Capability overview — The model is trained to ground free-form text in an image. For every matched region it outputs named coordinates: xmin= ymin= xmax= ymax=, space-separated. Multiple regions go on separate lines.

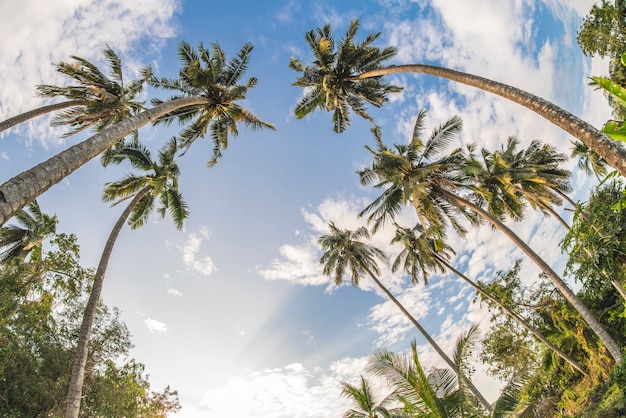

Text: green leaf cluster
xmin=0 ymin=234 xmax=180 ymax=417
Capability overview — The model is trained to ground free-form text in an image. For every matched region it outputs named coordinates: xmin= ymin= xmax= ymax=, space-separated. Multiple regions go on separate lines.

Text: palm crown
xmin=0 ymin=200 xmax=57 ymax=263
xmin=318 ymin=221 xmax=386 ymax=287
xmin=36 ymin=46 xmax=151 ymax=137
xmin=358 ymin=110 xmax=477 ymax=237
xmin=289 ymin=19 xmax=402 ymax=133
xmin=462 ymin=137 xmax=572 ymax=223
xmin=150 ymin=41 xmax=275 ymax=166
xmin=391 ymin=222 xmax=454 ymax=286
xmin=102 ymin=137 xmax=189 ymax=230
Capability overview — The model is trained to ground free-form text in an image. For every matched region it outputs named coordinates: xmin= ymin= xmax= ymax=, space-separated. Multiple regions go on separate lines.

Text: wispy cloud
xmin=200 ymin=359 xmax=372 ymax=417
xmin=145 ymin=318 xmax=168 ymax=335
xmin=0 ymin=0 xmax=179 ymax=146
xmin=182 ymin=230 xmax=217 ymax=276
xmin=167 ymin=287 xmax=184 ymax=297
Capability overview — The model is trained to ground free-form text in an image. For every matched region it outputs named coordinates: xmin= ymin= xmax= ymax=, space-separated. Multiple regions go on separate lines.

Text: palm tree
xmin=369 ymin=327 xmax=526 ymax=417
xmin=341 ymin=375 xmax=399 ymax=418
xmin=0 ymin=46 xmax=151 ymax=136
xmin=318 ymin=221 xmax=492 ymax=413
xmin=290 ymin=19 xmax=626 ymax=177
xmin=358 ymin=112 xmax=623 ymax=363
xmin=463 ymin=138 xmax=572 ymax=230
xmin=64 ymin=137 xmax=189 ymax=418
xmin=391 ymin=222 xmax=586 ymax=375
xmin=150 ymin=41 xmax=276 ymax=167
xmin=289 ymin=21 xmax=401 ymax=133
xmin=571 ymin=141 xmax=609 ymax=181
xmin=0 ymin=200 xmax=57 ymax=263
xmin=0 ymin=41 xmax=274 ymax=226
xmin=358 ymin=114 xmax=477 ymax=237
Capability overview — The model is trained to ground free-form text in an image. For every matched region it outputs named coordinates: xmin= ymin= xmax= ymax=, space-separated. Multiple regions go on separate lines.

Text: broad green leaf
xmin=592 ymin=76 xmax=626 ymax=109
xmin=602 ymin=120 xmax=626 ymax=142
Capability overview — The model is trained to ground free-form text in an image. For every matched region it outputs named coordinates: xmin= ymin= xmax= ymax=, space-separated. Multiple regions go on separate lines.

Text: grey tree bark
xmin=0 ymin=96 xmax=211 ymax=226
xmin=64 ymin=188 xmax=149 ymax=418
xmin=355 ymin=65 xmax=626 ymax=177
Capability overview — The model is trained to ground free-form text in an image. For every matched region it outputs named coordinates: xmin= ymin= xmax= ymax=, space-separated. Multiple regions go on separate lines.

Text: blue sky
xmin=0 ymin=0 xmax=613 ymax=416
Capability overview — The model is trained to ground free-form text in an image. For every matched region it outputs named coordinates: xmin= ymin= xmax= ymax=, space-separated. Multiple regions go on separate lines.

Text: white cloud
xmin=199 ymin=358 xmax=379 ymax=418
xmin=167 ymin=287 xmax=184 ymax=297
xmin=0 ymin=0 xmax=179 ymax=146
xmin=367 ymin=284 xmax=435 ymax=347
xmin=145 ymin=318 xmax=168 ymax=335
xmin=302 ymin=329 xmax=317 ymax=347
xmin=182 ymin=232 xmax=217 ymax=276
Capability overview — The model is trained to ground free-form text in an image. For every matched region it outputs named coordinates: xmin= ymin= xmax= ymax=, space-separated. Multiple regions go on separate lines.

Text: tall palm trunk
xmin=0 ymin=96 xmax=212 ymax=226
xmin=354 ymin=65 xmax=626 ymax=177
xmin=434 ymin=254 xmax=586 ymax=375
xmin=0 ymin=100 xmax=84 ymax=134
xmin=361 ymin=265 xmax=493 ymax=414
xmin=438 ymin=188 xmax=623 ymax=364
xmin=65 ymin=188 xmax=149 ymax=418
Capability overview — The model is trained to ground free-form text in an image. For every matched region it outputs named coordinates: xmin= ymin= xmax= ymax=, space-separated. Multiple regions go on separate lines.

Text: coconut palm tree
xmin=341 ymin=375 xmax=400 ymax=418
xmin=0 ymin=200 xmax=57 ymax=263
xmin=318 ymin=221 xmax=492 ymax=413
xmin=391 ymin=222 xmax=586 ymax=375
xmin=571 ymin=141 xmax=609 ymax=181
xmin=369 ymin=327 xmax=526 ymax=417
xmin=0 ymin=41 xmax=274 ymax=226
xmin=463 ymin=138 xmax=572 ymax=230
xmin=358 ymin=114 xmax=478 ymax=237
xmin=290 ymin=19 xmax=626 ymax=177
xmin=288 ymin=20 xmax=401 ymax=133
xmin=358 ymin=112 xmax=623 ymax=363
xmin=0 ymin=46 xmax=151 ymax=136
xmin=64 ymin=137 xmax=189 ymax=418
xmin=149 ymin=41 xmax=276 ymax=166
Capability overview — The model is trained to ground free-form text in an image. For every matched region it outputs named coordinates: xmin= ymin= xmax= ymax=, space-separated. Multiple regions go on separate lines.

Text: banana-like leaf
xmin=602 ymin=120 xmax=626 ymax=142
xmin=592 ymin=76 xmax=626 ymax=109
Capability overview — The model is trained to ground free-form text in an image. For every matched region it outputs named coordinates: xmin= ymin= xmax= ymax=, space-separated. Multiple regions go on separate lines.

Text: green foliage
xmin=289 ymin=19 xmax=402 ymax=133
xmin=0 ymin=200 xmax=57 ymax=263
xmin=562 ymin=180 xmax=626 ymax=301
xmin=0 ymin=233 xmax=180 ymax=417
xmin=149 ymin=41 xmax=275 ymax=166
xmin=36 ymin=46 xmax=152 ymax=137
xmin=577 ymin=0 xmax=626 ymax=58
xmin=365 ymin=329 xmax=524 ymax=417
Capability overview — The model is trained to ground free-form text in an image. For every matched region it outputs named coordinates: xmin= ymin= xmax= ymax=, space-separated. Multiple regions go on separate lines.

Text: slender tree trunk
xmin=64 ymin=189 xmax=149 ymax=418
xmin=362 ymin=266 xmax=493 ymax=414
xmin=436 ymin=255 xmax=586 ymax=375
xmin=0 ymin=96 xmax=211 ymax=226
xmin=354 ymin=65 xmax=626 ymax=177
xmin=0 ymin=100 xmax=84 ymax=134
xmin=552 ymin=188 xmax=577 ymax=210
xmin=539 ymin=202 xmax=570 ymax=230
xmin=439 ymin=188 xmax=623 ymax=364
xmin=612 ymin=280 xmax=626 ymax=301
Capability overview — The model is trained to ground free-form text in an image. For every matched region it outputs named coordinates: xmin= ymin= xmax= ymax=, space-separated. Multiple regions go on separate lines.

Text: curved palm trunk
xmin=65 ymin=188 xmax=149 ymax=418
xmin=435 ymin=255 xmax=586 ymax=375
xmin=552 ymin=189 xmax=577 ymax=209
xmin=0 ymin=96 xmax=211 ymax=226
xmin=355 ymin=65 xmax=626 ymax=177
xmin=537 ymin=201 xmax=570 ymax=230
xmin=362 ymin=265 xmax=493 ymax=414
xmin=439 ymin=188 xmax=623 ymax=364
xmin=0 ymin=100 xmax=84 ymax=134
